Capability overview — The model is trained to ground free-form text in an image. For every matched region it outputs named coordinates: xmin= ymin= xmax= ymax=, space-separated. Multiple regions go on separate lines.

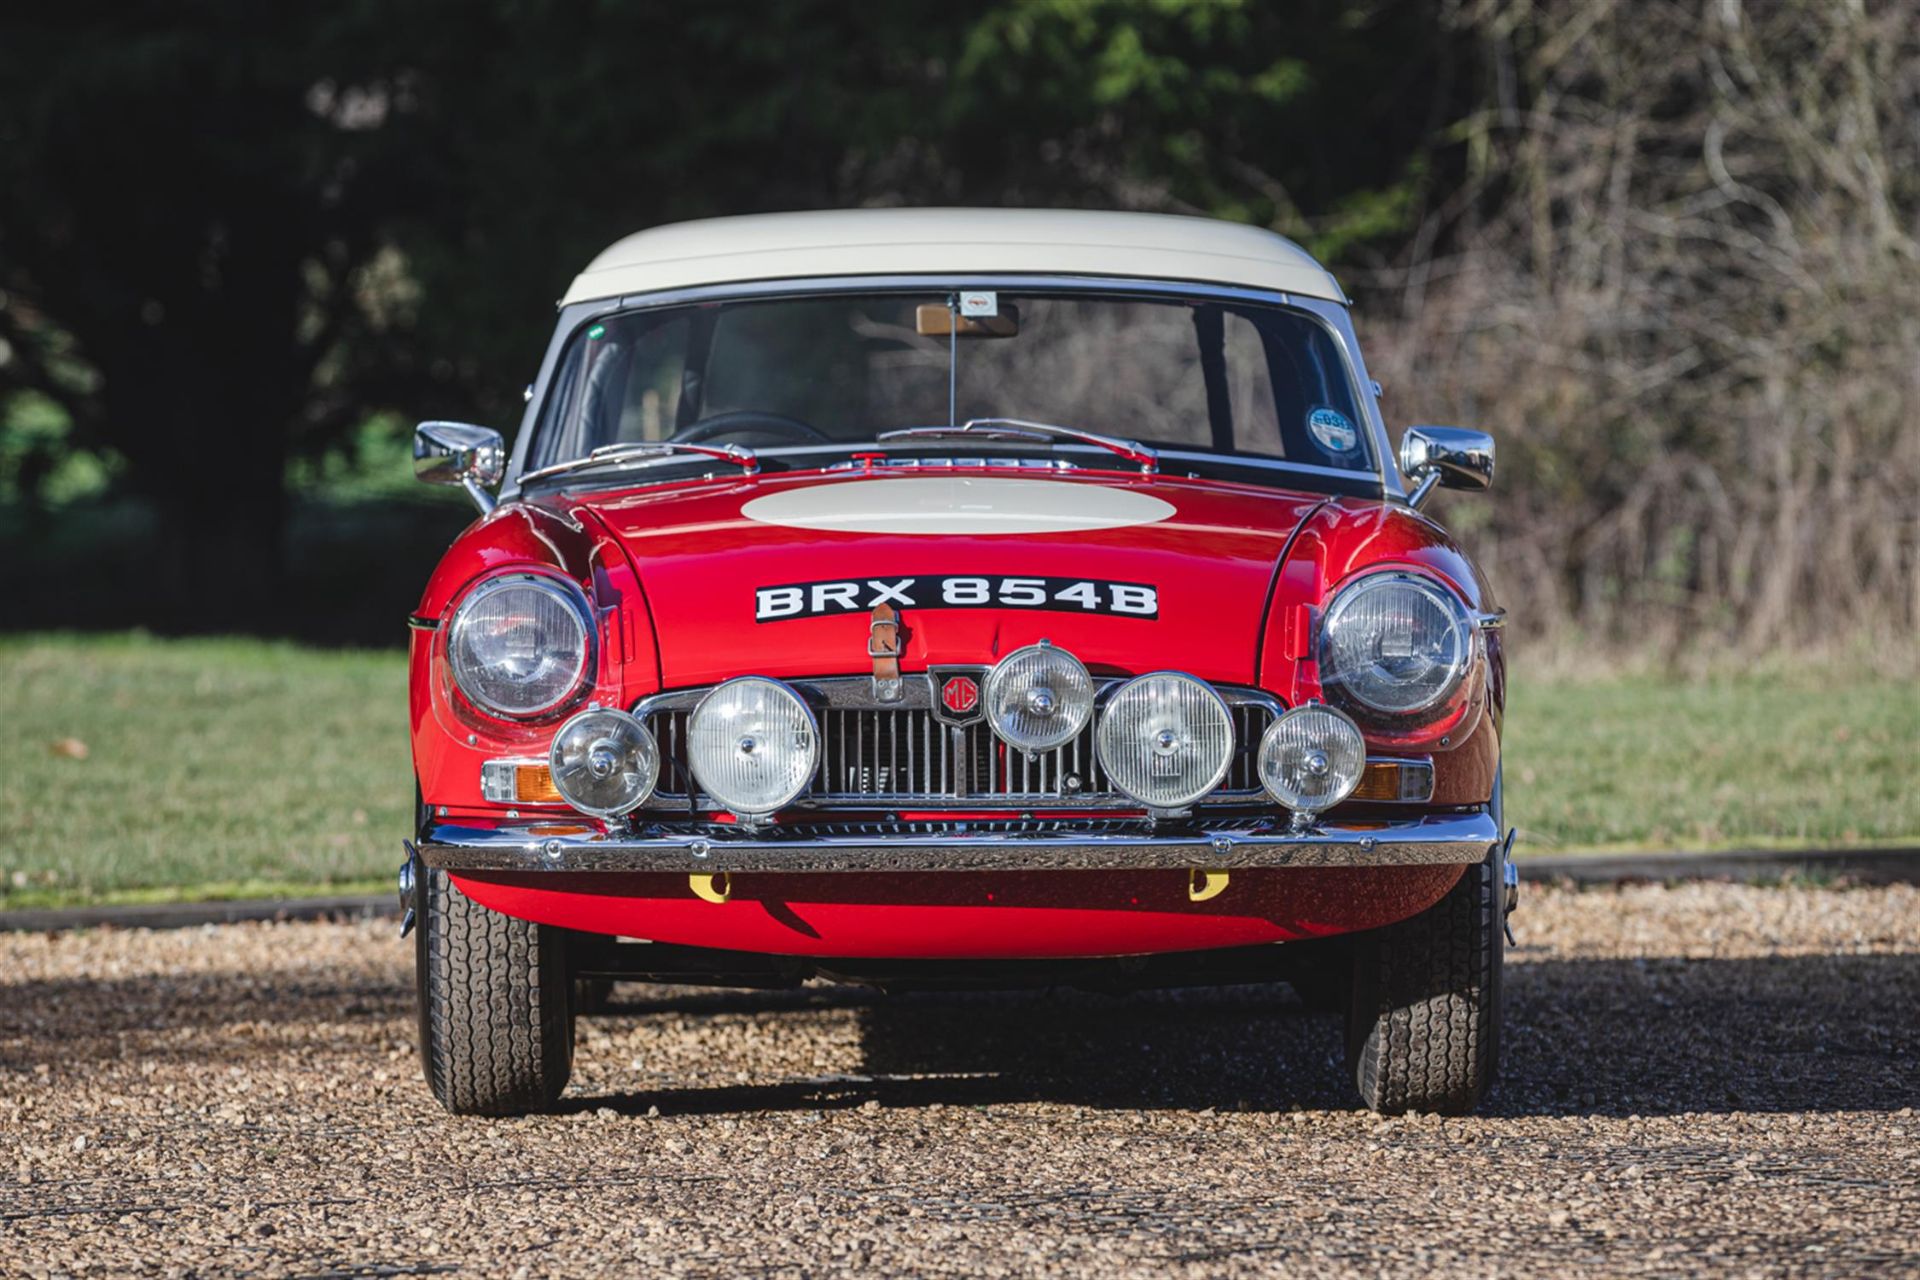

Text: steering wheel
xmin=671 ymin=410 xmax=829 ymax=445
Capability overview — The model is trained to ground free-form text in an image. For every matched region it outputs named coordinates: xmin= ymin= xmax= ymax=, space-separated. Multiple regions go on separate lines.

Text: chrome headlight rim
xmin=1256 ymin=703 xmax=1367 ymax=814
xmin=686 ymin=676 xmax=820 ymax=818
xmin=547 ymin=706 xmax=660 ymax=818
xmin=1317 ymin=570 xmax=1475 ymax=720
xmin=982 ymin=641 xmax=1096 ymax=753
xmin=446 ymin=571 xmax=596 ymax=720
xmin=1094 ymin=670 xmax=1237 ymax=811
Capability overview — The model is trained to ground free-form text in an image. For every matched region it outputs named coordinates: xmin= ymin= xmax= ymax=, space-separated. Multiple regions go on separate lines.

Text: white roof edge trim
xmin=559 ymin=209 xmax=1345 ymax=306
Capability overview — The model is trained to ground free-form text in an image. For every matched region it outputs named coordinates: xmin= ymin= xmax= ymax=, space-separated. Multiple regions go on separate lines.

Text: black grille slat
xmin=644 ymin=693 xmax=1272 ymax=807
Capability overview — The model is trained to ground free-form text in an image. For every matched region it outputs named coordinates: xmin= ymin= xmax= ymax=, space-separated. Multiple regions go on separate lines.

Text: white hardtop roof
xmin=561 ymin=208 xmax=1344 ymax=306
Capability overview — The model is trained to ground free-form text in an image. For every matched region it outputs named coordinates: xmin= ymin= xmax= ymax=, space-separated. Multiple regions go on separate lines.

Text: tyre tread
xmin=418 ymin=868 xmax=572 ymax=1115
xmin=1349 ymin=854 xmax=1501 ymax=1115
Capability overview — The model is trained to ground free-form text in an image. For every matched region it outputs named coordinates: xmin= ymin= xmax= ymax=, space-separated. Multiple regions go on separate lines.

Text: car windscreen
xmin=528 ymin=291 xmax=1374 ymax=473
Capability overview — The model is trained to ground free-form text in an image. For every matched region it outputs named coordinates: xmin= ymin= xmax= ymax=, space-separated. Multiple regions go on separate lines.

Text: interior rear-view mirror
xmin=915 ymin=303 xmax=1020 ymax=338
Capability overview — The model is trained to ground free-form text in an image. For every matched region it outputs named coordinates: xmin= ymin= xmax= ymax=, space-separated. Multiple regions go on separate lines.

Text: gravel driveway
xmin=2 ymin=882 xmax=1916 ymax=1277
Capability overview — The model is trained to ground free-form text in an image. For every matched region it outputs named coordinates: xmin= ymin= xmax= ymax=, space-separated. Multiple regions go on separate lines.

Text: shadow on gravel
xmin=0 ymin=973 xmax=407 ymax=1071
xmin=1494 ymin=952 xmax=1918 ymax=1118
xmin=4 ymin=948 xmax=1912 ymax=1119
xmin=571 ymin=950 xmax=1920 ymax=1119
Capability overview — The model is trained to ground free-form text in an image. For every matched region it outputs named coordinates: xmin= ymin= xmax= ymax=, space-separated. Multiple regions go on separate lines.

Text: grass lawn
xmin=2 ymin=634 xmax=407 ymax=908
xmin=2 ymin=633 xmax=1915 ymax=907
xmin=1503 ymin=668 xmax=1917 ymax=854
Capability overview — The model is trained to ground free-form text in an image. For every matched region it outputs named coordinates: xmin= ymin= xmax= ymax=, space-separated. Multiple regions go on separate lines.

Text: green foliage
xmin=0 ymin=391 xmax=114 ymax=505
xmin=283 ymin=413 xmax=453 ymax=504
xmin=27 ymin=1 xmax=1911 ymax=655
xmin=0 ymin=0 xmax=1454 ymax=515
xmin=1304 ymin=161 xmax=1427 ymax=265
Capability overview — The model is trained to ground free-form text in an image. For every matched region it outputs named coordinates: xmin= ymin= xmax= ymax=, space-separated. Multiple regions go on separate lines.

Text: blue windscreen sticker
xmin=1307 ymin=407 xmax=1358 ymax=453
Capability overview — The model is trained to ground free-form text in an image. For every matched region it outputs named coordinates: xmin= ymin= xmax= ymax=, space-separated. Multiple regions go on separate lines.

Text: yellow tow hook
xmin=690 ymin=872 xmax=733 ymax=904
xmin=1187 ymin=868 xmax=1230 ymax=903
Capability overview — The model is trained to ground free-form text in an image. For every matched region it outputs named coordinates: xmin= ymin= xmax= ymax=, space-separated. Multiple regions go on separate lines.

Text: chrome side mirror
xmin=1399 ymin=425 xmax=1494 ymax=509
xmin=415 ymin=422 xmax=505 ymax=514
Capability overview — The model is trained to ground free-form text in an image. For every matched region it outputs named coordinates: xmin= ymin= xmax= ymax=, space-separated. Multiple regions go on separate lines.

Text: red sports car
xmin=402 ymin=209 xmax=1513 ymax=1116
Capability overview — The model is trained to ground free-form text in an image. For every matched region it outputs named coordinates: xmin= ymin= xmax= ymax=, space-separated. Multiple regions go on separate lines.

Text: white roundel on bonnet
xmin=741 ymin=477 xmax=1176 ymax=535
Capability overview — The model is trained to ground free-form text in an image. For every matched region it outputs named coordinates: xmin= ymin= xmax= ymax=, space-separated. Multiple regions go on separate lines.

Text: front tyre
xmin=1345 ymin=849 xmax=1503 ymax=1115
xmin=416 ymin=867 xmax=574 ymax=1115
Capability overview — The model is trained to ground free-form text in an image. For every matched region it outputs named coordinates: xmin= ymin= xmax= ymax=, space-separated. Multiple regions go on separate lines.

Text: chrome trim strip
xmin=824 ymin=455 xmax=1078 ymax=473
xmin=419 ymin=811 xmax=1499 ymax=874
xmin=501 ymin=273 xmax=1394 ymax=501
xmin=880 ymin=419 xmax=1159 ymax=474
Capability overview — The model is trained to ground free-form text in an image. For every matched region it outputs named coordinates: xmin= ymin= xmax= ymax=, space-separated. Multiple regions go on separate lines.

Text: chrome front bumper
xmin=418 ymin=812 xmax=1500 ymax=875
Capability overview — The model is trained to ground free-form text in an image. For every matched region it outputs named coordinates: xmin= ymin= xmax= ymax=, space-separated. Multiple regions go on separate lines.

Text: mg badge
xmin=943 ymin=675 xmax=980 ymax=715
xmin=931 ymin=671 xmax=985 ymax=724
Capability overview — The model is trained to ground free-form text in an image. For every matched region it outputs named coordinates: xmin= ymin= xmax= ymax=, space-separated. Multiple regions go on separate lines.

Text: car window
xmin=611 ymin=315 xmax=687 ymax=442
xmin=531 ymin=291 xmax=1371 ymax=470
xmin=1224 ymin=311 xmax=1282 ymax=449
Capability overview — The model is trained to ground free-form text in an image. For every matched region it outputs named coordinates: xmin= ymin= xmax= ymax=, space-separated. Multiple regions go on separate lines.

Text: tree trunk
xmin=151 ymin=457 xmax=291 ymax=631
xmin=97 ymin=229 xmax=306 ymax=632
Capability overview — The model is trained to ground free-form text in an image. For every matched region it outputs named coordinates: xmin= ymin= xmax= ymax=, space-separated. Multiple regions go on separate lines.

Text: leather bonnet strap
xmin=869 ymin=602 xmax=904 ymax=702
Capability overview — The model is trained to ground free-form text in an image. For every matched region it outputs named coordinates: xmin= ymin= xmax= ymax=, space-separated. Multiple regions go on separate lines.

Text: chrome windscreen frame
xmin=499 ymin=273 xmax=1404 ymax=504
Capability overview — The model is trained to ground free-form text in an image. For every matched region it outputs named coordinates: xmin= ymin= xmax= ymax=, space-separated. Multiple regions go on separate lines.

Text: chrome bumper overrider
xmin=418 ymin=812 xmax=1500 ymax=875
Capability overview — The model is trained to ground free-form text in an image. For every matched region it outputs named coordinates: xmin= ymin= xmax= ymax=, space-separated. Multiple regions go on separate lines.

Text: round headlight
xmin=983 ymin=642 xmax=1095 ymax=752
xmin=1258 ymin=705 xmax=1365 ymax=814
xmin=1318 ymin=573 xmax=1472 ymax=717
xmin=548 ymin=708 xmax=660 ymax=817
xmin=447 ymin=575 xmax=592 ymax=718
xmin=1095 ymin=673 xmax=1235 ymax=810
xmin=687 ymin=677 xmax=818 ymax=817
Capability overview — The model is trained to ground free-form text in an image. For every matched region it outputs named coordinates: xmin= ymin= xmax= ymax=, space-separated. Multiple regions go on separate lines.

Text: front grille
xmin=641 ymin=679 xmax=1275 ymax=809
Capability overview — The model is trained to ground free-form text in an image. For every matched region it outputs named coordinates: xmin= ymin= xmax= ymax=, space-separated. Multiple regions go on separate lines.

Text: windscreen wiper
xmin=877 ymin=418 xmax=1158 ymax=474
xmin=519 ymin=440 xmax=760 ymax=485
